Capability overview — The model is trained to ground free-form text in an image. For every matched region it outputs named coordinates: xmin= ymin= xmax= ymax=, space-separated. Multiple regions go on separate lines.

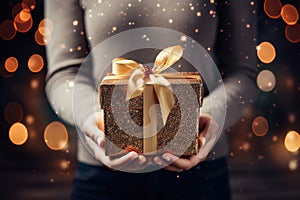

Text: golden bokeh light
xmin=0 ymin=20 xmax=17 ymax=40
xmin=30 ymin=79 xmax=39 ymax=89
xmin=289 ymin=160 xmax=298 ymax=171
xmin=285 ymin=24 xmax=300 ymax=43
xmin=9 ymin=122 xmax=28 ymax=145
xmin=38 ymin=26 xmax=52 ymax=36
xmin=25 ymin=115 xmax=34 ymax=125
xmin=263 ymin=0 xmax=282 ymax=19
xmin=14 ymin=12 xmax=33 ymax=33
xmin=257 ymin=70 xmax=276 ymax=92
xmin=28 ymin=54 xmax=44 ymax=73
xmin=281 ymin=4 xmax=299 ymax=25
xmin=19 ymin=9 xmax=31 ymax=22
xmin=38 ymin=18 xmax=54 ymax=33
xmin=256 ymin=41 xmax=276 ymax=64
xmin=251 ymin=116 xmax=269 ymax=137
xmin=4 ymin=102 xmax=23 ymax=124
xmin=35 ymin=30 xmax=51 ymax=46
xmin=22 ymin=0 xmax=36 ymax=10
xmin=284 ymin=130 xmax=300 ymax=152
xmin=44 ymin=121 xmax=68 ymax=150
xmin=4 ymin=57 xmax=18 ymax=73
xmin=59 ymin=160 xmax=70 ymax=170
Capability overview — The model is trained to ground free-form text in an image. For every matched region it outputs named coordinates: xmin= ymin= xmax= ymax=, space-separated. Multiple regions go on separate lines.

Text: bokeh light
xmin=28 ymin=54 xmax=44 ymax=73
xmin=19 ymin=9 xmax=31 ymax=22
xmin=35 ymin=30 xmax=51 ymax=46
xmin=59 ymin=160 xmax=70 ymax=170
xmin=4 ymin=57 xmax=18 ymax=73
xmin=14 ymin=12 xmax=33 ymax=33
xmin=257 ymin=70 xmax=276 ymax=92
xmin=0 ymin=20 xmax=17 ymax=40
xmin=44 ymin=121 xmax=68 ymax=150
xmin=256 ymin=41 xmax=276 ymax=64
xmin=38 ymin=18 xmax=54 ymax=34
xmin=251 ymin=116 xmax=269 ymax=137
xmin=9 ymin=122 xmax=28 ymax=145
xmin=285 ymin=24 xmax=300 ymax=43
xmin=30 ymin=79 xmax=39 ymax=89
xmin=289 ymin=160 xmax=298 ymax=171
xmin=263 ymin=0 xmax=282 ymax=19
xmin=25 ymin=115 xmax=34 ymax=125
xmin=284 ymin=131 xmax=300 ymax=152
xmin=281 ymin=4 xmax=299 ymax=25
xmin=4 ymin=102 xmax=23 ymax=124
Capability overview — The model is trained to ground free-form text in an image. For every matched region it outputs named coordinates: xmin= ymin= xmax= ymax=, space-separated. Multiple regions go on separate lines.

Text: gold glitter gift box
xmin=99 ymin=46 xmax=203 ymax=156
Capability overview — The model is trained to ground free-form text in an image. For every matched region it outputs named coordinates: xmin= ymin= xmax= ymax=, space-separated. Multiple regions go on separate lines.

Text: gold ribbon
xmin=111 ymin=45 xmax=183 ymax=125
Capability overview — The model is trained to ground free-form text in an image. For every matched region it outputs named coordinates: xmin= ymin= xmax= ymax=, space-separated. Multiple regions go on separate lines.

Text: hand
xmin=82 ymin=111 xmax=149 ymax=172
xmin=154 ymin=113 xmax=219 ymax=172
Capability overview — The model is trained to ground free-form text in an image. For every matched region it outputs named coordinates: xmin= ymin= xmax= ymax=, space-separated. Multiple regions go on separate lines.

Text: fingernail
xmin=156 ymin=160 xmax=162 ymax=165
xmin=200 ymin=136 xmax=206 ymax=146
xmin=139 ymin=155 xmax=146 ymax=163
xmin=96 ymin=136 xmax=102 ymax=146
xmin=163 ymin=156 xmax=171 ymax=162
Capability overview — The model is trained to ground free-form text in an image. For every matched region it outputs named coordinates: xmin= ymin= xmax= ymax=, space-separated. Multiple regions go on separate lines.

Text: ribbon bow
xmin=112 ymin=45 xmax=183 ymax=124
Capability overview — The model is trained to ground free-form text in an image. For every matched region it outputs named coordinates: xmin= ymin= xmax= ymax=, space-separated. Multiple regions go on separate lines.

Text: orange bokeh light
xmin=28 ymin=54 xmax=44 ymax=73
xmin=4 ymin=57 xmax=18 ymax=73
xmin=14 ymin=13 xmax=33 ymax=33
xmin=9 ymin=122 xmax=28 ymax=145
xmin=256 ymin=41 xmax=276 ymax=64
xmin=284 ymin=131 xmax=300 ymax=152
xmin=44 ymin=121 xmax=68 ymax=151
xmin=19 ymin=9 xmax=31 ymax=22
xmin=35 ymin=30 xmax=51 ymax=46
xmin=285 ymin=24 xmax=300 ymax=43
xmin=39 ymin=18 xmax=54 ymax=33
xmin=30 ymin=79 xmax=39 ymax=89
xmin=0 ymin=20 xmax=17 ymax=40
xmin=264 ymin=0 xmax=282 ymax=19
xmin=281 ymin=4 xmax=299 ymax=25
xmin=4 ymin=102 xmax=23 ymax=124
xmin=252 ymin=116 xmax=269 ymax=137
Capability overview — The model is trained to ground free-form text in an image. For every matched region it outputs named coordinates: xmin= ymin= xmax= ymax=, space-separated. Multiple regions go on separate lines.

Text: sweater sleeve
xmin=202 ymin=0 xmax=259 ymax=131
xmin=44 ymin=0 xmax=96 ymax=127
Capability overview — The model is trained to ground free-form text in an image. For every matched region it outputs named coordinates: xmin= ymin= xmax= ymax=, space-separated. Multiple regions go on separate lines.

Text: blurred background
xmin=0 ymin=0 xmax=299 ymax=199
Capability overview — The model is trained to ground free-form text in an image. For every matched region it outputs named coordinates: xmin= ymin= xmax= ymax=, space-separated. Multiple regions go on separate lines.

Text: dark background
xmin=0 ymin=0 xmax=299 ymax=199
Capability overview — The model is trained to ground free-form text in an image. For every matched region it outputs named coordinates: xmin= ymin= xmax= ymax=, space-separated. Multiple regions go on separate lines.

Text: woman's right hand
xmin=82 ymin=111 xmax=149 ymax=172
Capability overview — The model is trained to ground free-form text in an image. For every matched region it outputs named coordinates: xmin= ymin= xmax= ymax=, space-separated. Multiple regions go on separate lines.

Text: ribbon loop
xmin=112 ymin=45 xmax=183 ymax=125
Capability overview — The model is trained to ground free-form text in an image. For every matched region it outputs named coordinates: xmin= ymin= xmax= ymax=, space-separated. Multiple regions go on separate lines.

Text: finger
xmin=162 ymin=153 xmax=199 ymax=170
xmin=84 ymin=121 xmax=105 ymax=143
xmin=136 ymin=155 xmax=147 ymax=165
xmin=154 ymin=156 xmax=168 ymax=166
xmin=119 ymin=155 xmax=148 ymax=172
xmin=108 ymin=151 xmax=139 ymax=168
xmin=163 ymin=165 xmax=183 ymax=172
xmin=198 ymin=136 xmax=206 ymax=147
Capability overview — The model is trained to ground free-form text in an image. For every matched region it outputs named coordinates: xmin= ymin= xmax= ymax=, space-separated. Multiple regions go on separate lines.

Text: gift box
xmin=99 ymin=46 xmax=203 ymax=156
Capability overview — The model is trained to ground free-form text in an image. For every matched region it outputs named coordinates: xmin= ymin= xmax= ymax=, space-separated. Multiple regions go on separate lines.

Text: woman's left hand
xmin=154 ymin=113 xmax=219 ymax=172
